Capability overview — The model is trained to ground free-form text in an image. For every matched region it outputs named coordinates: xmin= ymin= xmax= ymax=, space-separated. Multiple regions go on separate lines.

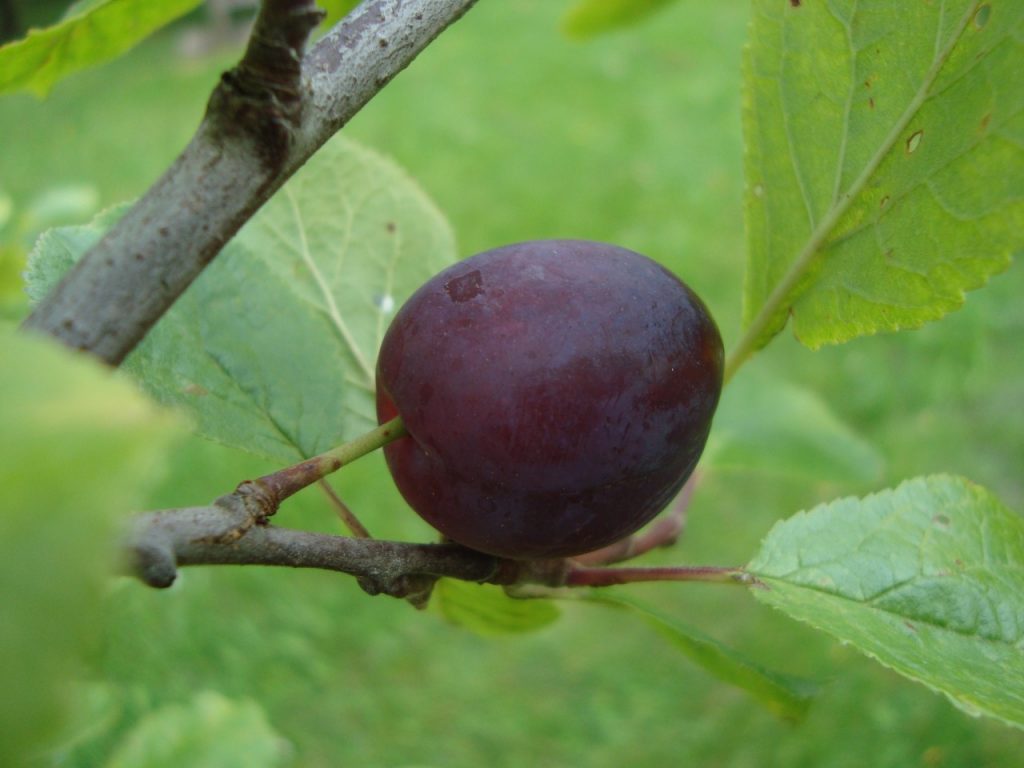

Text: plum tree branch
xmin=125 ymin=493 xmax=571 ymax=604
xmin=21 ymin=0 xmax=479 ymax=365
xmin=127 ymin=500 xmax=503 ymax=599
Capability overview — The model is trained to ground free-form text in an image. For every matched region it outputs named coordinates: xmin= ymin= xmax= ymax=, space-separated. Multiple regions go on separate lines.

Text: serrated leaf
xmin=583 ymin=593 xmax=817 ymax=721
xmin=104 ymin=691 xmax=290 ymax=768
xmin=0 ymin=0 xmax=203 ymax=98
xmin=741 ymin=1 xmax=1022 ymax=352
xmin=561 ymin=0 xmax=678 ymax=39
xmin=26 ymin=137 xmax=456 ymax=462
xmin=433 ymin=579 xmax=561 ymax=636
xmin=748 ymin=475 xmax=1024 ymax=729
xmin=0 ymin=325 xmax=184 ymax=767
xmin=704 ymin=369 xmax=883 ymax=484
xmin=24 ymin=204 xmax=127 ymax=305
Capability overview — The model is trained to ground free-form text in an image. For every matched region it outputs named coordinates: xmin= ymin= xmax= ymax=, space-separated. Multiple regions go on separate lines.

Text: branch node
xmin=358 ymin=573 xmax=437 ymax=606
xmin=207 ymin=0 xmax=326 ymax=167
xmin=206 ymin=484 xmax=277 ymax=543
xmin=126 ymin=535 xmax=178 ymax=588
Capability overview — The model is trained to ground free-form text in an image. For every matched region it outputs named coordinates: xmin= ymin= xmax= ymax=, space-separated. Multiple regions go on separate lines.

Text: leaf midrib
xmin=725 ymin=0 xmax=982 ymax=383
xmin=754 ymin=571 xmax=1024 ymax=648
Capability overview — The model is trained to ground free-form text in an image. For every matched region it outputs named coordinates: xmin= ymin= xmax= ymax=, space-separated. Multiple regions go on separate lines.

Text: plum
xmin=376 ymin=240 xmax=723 ymax=559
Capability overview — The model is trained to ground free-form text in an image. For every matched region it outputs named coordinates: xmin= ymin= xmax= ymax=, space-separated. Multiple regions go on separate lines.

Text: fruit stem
xmin=565 ymin=565 xmax=752 ymax=588
xmin=318 ymin=479 xmax=372 ymax=538
xmin=250 ymin=416 xmax=408 ymax=506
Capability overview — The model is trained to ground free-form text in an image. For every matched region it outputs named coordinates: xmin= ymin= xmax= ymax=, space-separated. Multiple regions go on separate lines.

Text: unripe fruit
xmin=376 ymin=240 xmax=723 ymax=559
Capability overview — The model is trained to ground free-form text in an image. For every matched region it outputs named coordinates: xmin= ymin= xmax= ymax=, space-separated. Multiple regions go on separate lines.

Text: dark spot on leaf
xmin=385 ymin=221 xmax=396 ymax=233
xmin=974 ymin=4 xmax=991 ymax=29
xmin=868 ymin=97 xmax=875 ymax=109
xmin=184 ymin=383 xmax=209 ymax=397
xmin=159 ymin=227 xmax=169 ymax=237
xmin=933 ymin=513 xmax=951 ymax=527
xmin=979 ymin=113 xmax=992 ymax=132
xmin=134 ymin=253 xmax=145 ymax=261
xmin=880 ymin=195 xmax=890 ymax=209
xmin=378 ymin=38 xmax=388 ymax=48
xmin=904 ymin=621 xmax=917 ymax=633
xmin=445 ymin=270 xmax=485 ymax=303
xmin=905 ymin=129 xmax=923 ymax=154
xmin=789 ymin=0 xmax=801 ymax=6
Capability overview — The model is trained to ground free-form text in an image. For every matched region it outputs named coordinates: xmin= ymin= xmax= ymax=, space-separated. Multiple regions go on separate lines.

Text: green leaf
xmin=104 ymin=691 xmax=290 ymax=768
xmin=0 ymin=325 xmax=184 ymax=767
xmin=561 ymin=0 xmax=678 ymax=39
xmin=704 ymin=369 xmax=884 ymax=484
xmin=316 ymin=0 xmax=362 ymax=32
xmin=748 ymin=475 xmax=1024 ymax=729
xmin=740 ymin=1 xmax=1022 ymax=353
xmin=24 ymin=204 xmax=125 ymax=306
xmin=583 ymin=593 xmax=817 ymax=722
xmin=0 ymin=0 xmax=204 ymax=98
xmin=433 ymin=580 xmax=561 ymax=636
xmin=26 ymin=137 xmax=456 ymax=462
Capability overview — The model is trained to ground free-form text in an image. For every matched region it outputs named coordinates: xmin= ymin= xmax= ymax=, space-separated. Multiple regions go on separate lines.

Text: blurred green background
xmin=2 ymin=0 xmax=1023 ymax=765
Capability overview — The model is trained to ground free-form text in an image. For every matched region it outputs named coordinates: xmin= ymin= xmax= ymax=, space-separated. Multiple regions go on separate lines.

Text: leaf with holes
xmin=0 ymin=0 xmax=203 ymax=97
xmin=26 ymin=137 xmax=456 ymax=461
xmin=739 ymin=1 xmax=1023 ymax=361
xmin=748 ymin=475 xmax=1024 ymax=729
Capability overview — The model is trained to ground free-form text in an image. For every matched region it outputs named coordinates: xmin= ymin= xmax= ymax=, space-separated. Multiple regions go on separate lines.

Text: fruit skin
xmin=376 ymin=240 xmax=723 ymax=559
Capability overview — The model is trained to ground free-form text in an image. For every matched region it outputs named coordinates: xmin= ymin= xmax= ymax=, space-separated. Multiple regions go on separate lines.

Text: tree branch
xmin=21 ymin=0 xmax=480 ymax=365
xmin=125 ymin=495 xmax=571 ymax=605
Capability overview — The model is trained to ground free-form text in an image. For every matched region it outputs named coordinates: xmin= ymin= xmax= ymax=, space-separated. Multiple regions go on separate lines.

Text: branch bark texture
xmin=125 ymin=496 xmax=571 ymax=603
xmin=22 ymin=0 xmax=479 ymax=365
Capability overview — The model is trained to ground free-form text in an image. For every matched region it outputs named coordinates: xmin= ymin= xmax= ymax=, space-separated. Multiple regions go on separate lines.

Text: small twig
xmin=128 ymin=503 xmax=500 ymax=597
xmin=571 ymin=472 xmax=698 ymax=566
xmin=318 ymin=479 xmax=371 ymax=538
xmin=249 ymin=416 xmax=405 ymax=505
xmin=565 ymin=565 xmax=751 ymax=588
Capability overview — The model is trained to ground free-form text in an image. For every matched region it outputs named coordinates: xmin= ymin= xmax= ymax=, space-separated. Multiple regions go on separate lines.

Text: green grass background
xmin=2 ymin=1 xmax=1023 ymax=766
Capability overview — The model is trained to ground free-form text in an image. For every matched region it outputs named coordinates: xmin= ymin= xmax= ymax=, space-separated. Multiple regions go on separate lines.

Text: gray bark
xmin=22 ymin=0 xmax=479 ymax=365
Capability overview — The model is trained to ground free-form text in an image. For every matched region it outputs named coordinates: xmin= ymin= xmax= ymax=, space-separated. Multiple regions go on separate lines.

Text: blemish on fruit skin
xmin=905 ymin=130 xmax=923 ymax=154
xmin=444 ymin=270 xmax=485 ymax=303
